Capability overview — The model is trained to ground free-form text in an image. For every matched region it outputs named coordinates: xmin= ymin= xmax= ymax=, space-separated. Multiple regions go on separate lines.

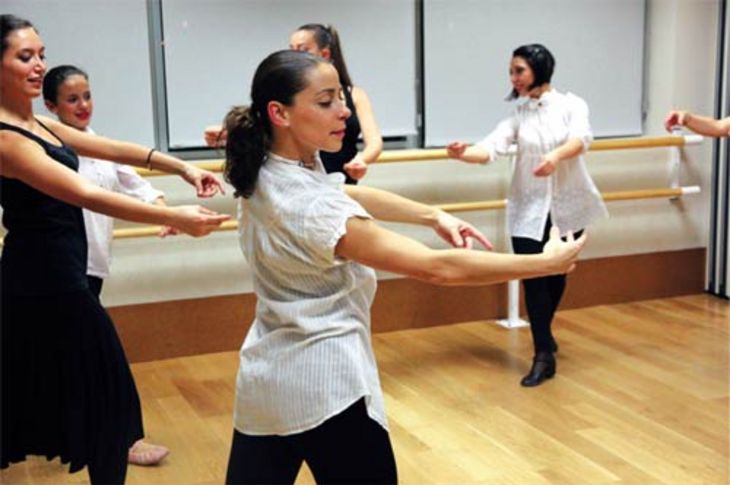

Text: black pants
xmin=512 ymin=216 xmax=583 ymax=354
xmin=225 ymin=398 xmax=397 ymax=485
xmin=87 ymin=275 xmax=104 ymax=300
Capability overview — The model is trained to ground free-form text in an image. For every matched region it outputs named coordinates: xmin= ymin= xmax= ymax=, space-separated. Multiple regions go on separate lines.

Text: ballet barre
xmin=107 ymin=185 xmax=701 ymax=238
xmin=133 ymin=134 xmax=704 ymax=177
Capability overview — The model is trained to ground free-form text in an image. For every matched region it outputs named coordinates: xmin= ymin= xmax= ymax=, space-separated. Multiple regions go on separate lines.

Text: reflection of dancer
xmin=205 ymin=23 xmax=382 ymax=184
xmin=448 ymin=44 xmax=607 ymax=387
xmin=1 ymin=15 xmax=228 ymax=484
xmin=223 ymin=49 xmax=585 ymax=484
xmin=664 ymin=110 xmax=730 ymax=137
xmin=43 ymin=64 xmax=170 ymax=466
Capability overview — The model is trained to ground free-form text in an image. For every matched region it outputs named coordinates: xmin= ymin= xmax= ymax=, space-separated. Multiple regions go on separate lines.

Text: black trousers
xmin=225 ymin=398 xmax=397 ymax=485
xmin=512 ymin=216 xmax=583 ymax=354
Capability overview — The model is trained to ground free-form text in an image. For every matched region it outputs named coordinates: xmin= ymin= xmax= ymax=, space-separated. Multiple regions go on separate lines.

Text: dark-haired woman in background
xmin=205 ymin=23 xmax=382 ymax=184
xmin=0 ymin=14 xmax=228 ymax=484
xmin=447 ymin=44 xmax=608 ymax=387
xmin=221 ymin=48 xmax=585 ymax=484
xmin=288 ymin=23 xmax=382 ymax=183
xmin=43 ymin=64 xmax=170 ymax=467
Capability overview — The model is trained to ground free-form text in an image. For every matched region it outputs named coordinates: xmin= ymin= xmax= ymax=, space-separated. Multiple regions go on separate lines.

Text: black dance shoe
xmin=520 ymin=352 xmax=556 ymax=387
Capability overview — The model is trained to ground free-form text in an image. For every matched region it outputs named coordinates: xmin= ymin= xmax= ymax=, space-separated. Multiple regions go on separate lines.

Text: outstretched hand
xmin=204 ymin=125 xmax=227 ymax=147
xmin=664 ymin=110 xmax=688 ymax=132
xmin=343 ymin=154 xmax=368 ymax=180
xmin=169 ymin=205 xmax=231 ymax=237
xmin=446 ymin=141 xmax=468 ymax=160
xmin=541 ymin=226 xmax=587 ymax=274
xmin=433 ymin=211 xmax=494 ymax=250
xmin=182 ymin=165 xmax=226 ymax=198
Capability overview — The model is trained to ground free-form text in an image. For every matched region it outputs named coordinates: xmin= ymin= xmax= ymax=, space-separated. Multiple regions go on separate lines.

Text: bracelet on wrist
xmin=145 ymin=148 xmax=156 ymax=170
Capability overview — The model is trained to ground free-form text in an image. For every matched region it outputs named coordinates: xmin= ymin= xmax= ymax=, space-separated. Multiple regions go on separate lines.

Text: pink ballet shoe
xmin=128 ymin=439 xmax=170 ymax=466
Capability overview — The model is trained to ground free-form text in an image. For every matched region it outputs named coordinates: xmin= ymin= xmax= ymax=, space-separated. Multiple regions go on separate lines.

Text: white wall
xmin=1 ymin=1 xmax=719 ymax=306
xmin=3 ymin=0 xmax=155 ymax=146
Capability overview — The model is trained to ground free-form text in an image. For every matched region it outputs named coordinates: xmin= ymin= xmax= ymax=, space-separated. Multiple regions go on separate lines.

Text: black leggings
xmin=225 ymin=398 xmax=397 ymax=485
xmin=512 ymin=216 xmax=583 ymax=354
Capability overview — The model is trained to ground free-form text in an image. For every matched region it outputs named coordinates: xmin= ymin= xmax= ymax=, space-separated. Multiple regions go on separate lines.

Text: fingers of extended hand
xmin=461 ymin=226 xmax=493 ymax=251
xmin=549 ymin=226 xmax=561 ymax=240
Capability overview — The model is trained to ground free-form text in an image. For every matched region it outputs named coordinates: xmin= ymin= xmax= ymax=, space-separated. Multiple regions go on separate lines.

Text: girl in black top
xmin=0 ymin=15 xmax=229 ymax=484
xmin=205 ymin=24 xmax=383 ymax=184
xmin=288 ymin=23 xmax=383 ymax=184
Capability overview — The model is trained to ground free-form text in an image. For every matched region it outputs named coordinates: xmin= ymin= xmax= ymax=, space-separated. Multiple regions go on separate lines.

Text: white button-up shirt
xmin=78 ymin=127 xmax=164 ymax=278
xmin=233 ymin=152 xmax=387 ymax=435
xmin=477 ymin=90 xmax=608 ymax=240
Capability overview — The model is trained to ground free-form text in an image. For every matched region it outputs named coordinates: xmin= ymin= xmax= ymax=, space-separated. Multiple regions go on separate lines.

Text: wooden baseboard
xmin=109 ymin=248 xmax=706 ymax=363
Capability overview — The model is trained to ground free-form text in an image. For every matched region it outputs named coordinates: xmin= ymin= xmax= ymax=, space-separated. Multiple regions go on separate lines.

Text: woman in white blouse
xmin=222 ymin=49 xmax=586 ymax=484
xmin=43 ymin=65 xmax=170 ymax=466
xmin=447 ymin=44 xmax=608 ymax=388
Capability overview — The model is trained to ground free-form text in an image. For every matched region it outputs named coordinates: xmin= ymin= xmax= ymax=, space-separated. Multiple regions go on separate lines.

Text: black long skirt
xmin=1 ymin=288 xmax=144 ymax=474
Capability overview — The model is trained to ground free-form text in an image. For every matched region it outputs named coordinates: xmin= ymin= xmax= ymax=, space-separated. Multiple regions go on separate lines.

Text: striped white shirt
xmin=233 ymin=152 xmax=387 ymax=435
xmin=477 ymin=89 xmax=608 ymax=241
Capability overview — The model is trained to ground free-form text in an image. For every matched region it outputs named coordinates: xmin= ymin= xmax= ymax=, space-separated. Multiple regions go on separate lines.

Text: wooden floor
xmin=2 ymin=294 xmax=728 ymax=484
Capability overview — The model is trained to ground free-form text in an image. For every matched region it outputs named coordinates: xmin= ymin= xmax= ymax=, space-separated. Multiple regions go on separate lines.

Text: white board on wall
xmin=423 ymin=0 xmax=646 ymax=146
xmin=161 ymin=0 xmax=417 ymax=148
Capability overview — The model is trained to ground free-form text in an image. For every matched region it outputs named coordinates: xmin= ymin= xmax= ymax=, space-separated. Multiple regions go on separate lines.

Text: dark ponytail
xmin=223 ymin=105 xmax=269 ymax=198
xmin=297 ymin=23 xmax=353 ymax=88
xmin=223 ymin=50 xmax=324 ymax=198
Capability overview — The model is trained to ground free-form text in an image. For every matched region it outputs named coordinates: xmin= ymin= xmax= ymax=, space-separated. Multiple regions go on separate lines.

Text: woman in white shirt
xmin=223 ymin=49 xmax=587 ymax=484
xmin=43 ymin=65 xmax=170 ymax=466
xmin=447 ymin=44 xmax=608 ymax=388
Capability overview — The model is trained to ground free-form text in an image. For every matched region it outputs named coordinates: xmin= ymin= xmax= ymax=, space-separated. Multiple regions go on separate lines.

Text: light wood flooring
xmin=2 ymin=294 xmax=728 ymax=484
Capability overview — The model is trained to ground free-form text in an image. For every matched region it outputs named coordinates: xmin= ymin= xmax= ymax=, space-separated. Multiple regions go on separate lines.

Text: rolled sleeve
xmin=566 ymin=93 xmax=593 ymax=153
xmin=476 ymin=116 xmax=518 ymax=161
xmin=116 ymin=165 xmax=165 ymax=203
xmin=302 ymin=195 xmax=372 ymax=268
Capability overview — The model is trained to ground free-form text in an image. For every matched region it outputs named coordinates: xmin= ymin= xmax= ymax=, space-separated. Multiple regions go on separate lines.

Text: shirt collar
xmin=268 ymin=151 xmax=325 ymax=173
xmin=519 ymin=88 xmax=558 ymax=110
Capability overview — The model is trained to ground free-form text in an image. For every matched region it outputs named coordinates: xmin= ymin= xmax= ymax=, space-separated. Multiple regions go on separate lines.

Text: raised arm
xmin=665 ymin=111 xmax=730 ymax=137
xmin=342 ymin=86 xmax=383 ymax=180
xmin=336 ymin=218 xmax=584 ymax=286
xmin=37 ymin=116 xmax=225 ymax=197
xmin=0 ymin=132 xmax=229 ymax=237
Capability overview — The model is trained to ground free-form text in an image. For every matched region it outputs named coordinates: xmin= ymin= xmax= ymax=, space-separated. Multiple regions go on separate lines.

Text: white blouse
xmin=477 ymin=89 xmax=608 ymax=240
xmin=233 ymin=152 xmax=387 ymax=436
xmin=78 ymin=128 xmax=164 ymax=278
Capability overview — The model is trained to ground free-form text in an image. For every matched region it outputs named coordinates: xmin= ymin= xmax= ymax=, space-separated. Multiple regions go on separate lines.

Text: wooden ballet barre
xmin=134 ymin=135 xmax=703 ymax=177
xmin=107 ymin=185 xmax=700 ymax=240
xmin=112 ymin=219 xmax=239 ymax=240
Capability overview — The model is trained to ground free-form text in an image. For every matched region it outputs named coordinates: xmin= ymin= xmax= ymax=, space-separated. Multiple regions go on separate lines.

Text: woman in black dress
xmin=0 ymin=15 xmax=229 ymax=484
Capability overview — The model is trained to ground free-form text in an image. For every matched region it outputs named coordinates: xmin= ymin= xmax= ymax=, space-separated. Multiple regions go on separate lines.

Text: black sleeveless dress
xmin=320 ymin=86 xmax=361 ymax=185
xmin=0 ymin=121 xmax=143 ymax=474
